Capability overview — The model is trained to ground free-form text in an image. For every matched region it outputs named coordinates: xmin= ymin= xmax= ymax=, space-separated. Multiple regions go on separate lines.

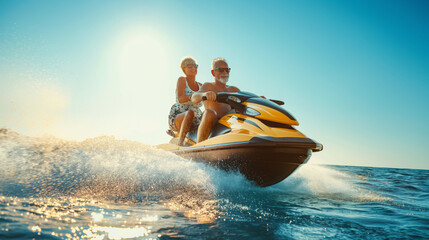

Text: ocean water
xmin=0 ymin=129 xmax=428 ymax=239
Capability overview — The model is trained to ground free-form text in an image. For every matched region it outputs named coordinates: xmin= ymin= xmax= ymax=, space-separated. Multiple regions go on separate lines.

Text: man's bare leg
xmin=197 ymin=109 xmax=217 ymax=143
xmin=178 ymin=110 xmax=194 ymax=146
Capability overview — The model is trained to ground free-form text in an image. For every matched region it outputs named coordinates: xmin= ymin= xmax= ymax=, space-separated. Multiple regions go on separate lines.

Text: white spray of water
xmin=0 ymin=128 xmax=390 ymax=206
xmin=0 ymin=129 xmax=258 ymax=224
xmin=0 ymin=129 xmax=253 ymax=199
xmin=271 ymin=164 xmax=389 ymax=202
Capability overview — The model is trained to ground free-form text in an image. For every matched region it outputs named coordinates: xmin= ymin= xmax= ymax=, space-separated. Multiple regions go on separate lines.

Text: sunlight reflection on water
xmin=89 ymin=226 xmax=151 ymax=239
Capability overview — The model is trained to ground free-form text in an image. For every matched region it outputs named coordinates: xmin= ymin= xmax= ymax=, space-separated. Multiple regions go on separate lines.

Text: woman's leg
xmin=174 ymin=112 xmax=186 ymax=132
xmin=178 ymin=110 xmax=194 ymax=146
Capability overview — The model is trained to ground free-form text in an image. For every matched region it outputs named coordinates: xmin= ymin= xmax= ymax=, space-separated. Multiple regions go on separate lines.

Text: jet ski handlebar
xmin=201 ymin=91 xmax=284 ymax=106
xmin=201 ymin=91 xmax=257 ymax=102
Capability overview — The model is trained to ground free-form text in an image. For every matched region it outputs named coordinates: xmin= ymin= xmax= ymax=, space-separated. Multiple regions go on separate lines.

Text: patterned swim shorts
xmin=168 ymin=103 xmax=202 ymax=131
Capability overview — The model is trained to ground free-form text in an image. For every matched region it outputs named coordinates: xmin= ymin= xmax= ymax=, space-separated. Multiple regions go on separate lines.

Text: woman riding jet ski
xmin=158 ymin=91 xmax=323 ymax=187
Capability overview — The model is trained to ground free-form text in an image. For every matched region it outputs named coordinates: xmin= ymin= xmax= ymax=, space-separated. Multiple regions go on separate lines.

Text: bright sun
xmin=100 ymin=28 xmax=176 ymax=142
xmin=115 ymin=29 xmax=170 ymax=97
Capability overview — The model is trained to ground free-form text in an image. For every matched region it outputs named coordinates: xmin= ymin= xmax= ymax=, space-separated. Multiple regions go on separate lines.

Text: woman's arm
xmin=176 ymin=77 xmax=192 ymax=103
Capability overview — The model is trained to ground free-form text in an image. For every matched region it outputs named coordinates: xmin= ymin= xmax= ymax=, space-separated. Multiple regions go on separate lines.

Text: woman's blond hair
xmin=180 ymin=56 xmax=197 ymax=69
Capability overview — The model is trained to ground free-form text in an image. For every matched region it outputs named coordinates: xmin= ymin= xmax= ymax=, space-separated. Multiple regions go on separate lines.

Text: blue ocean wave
xmin=0 ymin=129 xmax=428 ymax=239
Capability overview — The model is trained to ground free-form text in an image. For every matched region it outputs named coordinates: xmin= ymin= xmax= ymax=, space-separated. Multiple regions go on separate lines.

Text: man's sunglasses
xmin=214 ymin=68 xmax=231 ymax=73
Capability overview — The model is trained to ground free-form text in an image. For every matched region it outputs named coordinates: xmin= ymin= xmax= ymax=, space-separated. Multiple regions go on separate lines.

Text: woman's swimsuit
xmin=168 ymin=79 xmax=203 ymax=131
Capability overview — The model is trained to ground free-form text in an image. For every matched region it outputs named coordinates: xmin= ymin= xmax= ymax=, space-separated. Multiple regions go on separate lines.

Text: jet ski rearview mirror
xmin=269 ymin=99 xmax=285 ymax=105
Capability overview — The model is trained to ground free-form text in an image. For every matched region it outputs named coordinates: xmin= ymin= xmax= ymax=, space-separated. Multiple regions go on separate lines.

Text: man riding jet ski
xmin=158 ymin=91 xmax=323 ymax=187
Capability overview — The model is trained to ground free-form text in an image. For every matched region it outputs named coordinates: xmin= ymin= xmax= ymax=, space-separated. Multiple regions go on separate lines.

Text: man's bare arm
xmin=191 ymin=83 xmax=216 ymax=103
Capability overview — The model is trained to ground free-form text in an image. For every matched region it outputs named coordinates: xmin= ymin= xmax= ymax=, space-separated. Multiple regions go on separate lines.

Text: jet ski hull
xmin=171 ymin=137 xmax=319 ymax=187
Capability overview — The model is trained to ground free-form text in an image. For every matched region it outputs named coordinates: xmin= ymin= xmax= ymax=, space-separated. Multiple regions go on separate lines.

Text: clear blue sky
xmin=1 ymin=0 xmax=428 ymax=169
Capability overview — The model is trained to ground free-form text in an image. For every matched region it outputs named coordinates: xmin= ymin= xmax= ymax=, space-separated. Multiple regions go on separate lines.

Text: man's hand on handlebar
xmin=203 ymin=91 xmax=216 ymax=101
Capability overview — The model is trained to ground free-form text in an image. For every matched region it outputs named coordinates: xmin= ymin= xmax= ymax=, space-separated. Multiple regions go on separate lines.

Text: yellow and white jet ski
xmin=157 ymin=91 xmax=323 ymax=187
